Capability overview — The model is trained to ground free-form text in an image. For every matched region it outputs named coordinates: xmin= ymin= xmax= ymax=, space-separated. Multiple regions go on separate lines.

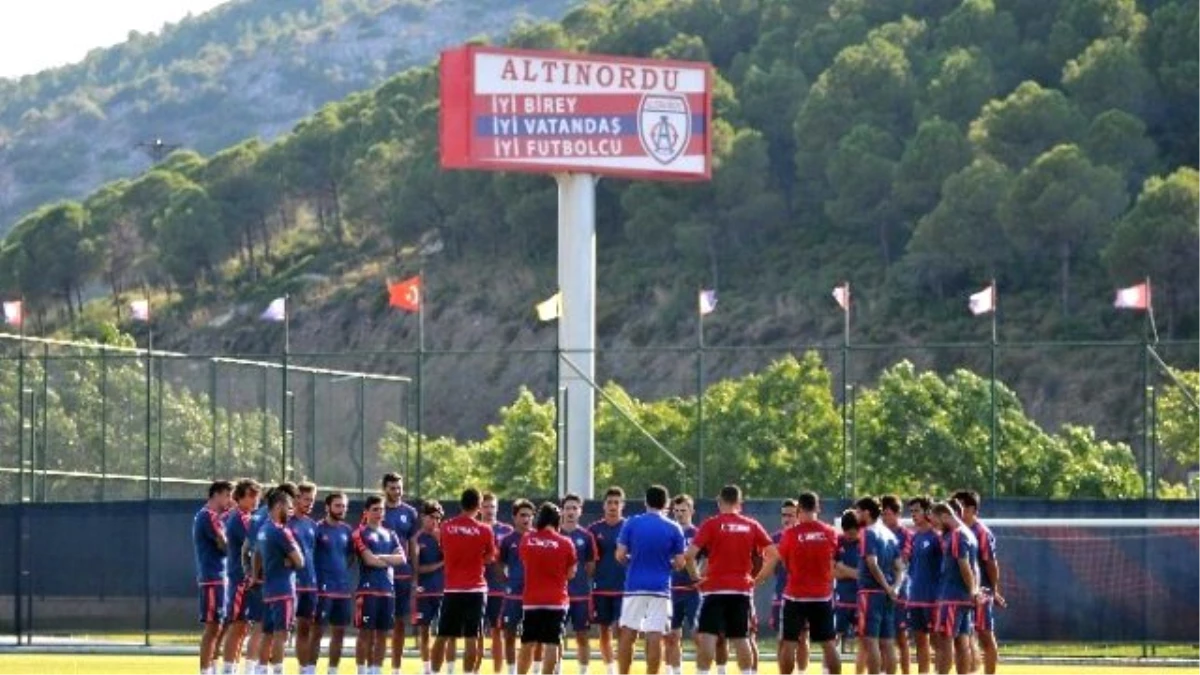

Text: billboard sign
xmin=440 ymin=46 xmax=712 ymax=181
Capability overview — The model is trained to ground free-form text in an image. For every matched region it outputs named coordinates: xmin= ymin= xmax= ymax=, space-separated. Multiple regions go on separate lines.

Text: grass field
xmin=1 ymin=654 xmax=1198 ymax=675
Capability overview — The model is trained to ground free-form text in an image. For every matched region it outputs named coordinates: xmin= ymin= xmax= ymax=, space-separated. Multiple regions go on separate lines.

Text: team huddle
xmin=192 ymin=475 xmax=1002 ymax=675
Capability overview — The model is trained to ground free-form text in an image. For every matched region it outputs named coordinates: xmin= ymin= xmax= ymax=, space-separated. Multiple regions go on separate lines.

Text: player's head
xmin=603 ymin=486 xmax=625 ymax=519
xmin=421 ymin=500 xmax=444 ymax=530
xmin=839 ymin=510 xmax=860 ymax=539
xmin=906 ymin=496 xmax=932 ymax=528
xmin=364 ymin=494 xmax=385 ymax=526
xmin=854 ymin=496 xmax=881 ymax=525
xmin=798 ymin=492 xmax=820 ymax=520
xmin=277 ymin=481 xmax=299 ymax=500
xmin=951 ymin=490 xmax=980 ymax=518
xmin=381 ymin=472 xmax=403 ymax=503
xmin=880 ymin=494 xmax=902 ymax=527
xmin=208 ymin=480 xmax=234 ymax=510
xmin=268 ymin=487 xmax=293 ymax=520
xmin=947 ymin=497 xmax=964 ymax=518
xmin=480 ymin=491 xmax=498 ymax=522
xmin=778 ymin=498 xmax=798 ymax=527
xmin=561 ymin=493 xmax=583 ymax=527
xmin=672 ymin=494 xmax=694 ymax=525
xmin=645 ymin=484 xmax=669 ymax=511
xmin=930 ymin=501 xmax=958 ymax=529
xmin=232 ymin=478 xmax=261 ymax=510
xmin=717 ymin=484 xmax=742 ymax=512
xmin=296 ymin=481 xmax=317 ymax=517
xmin=460 ymin=487 xmax=482 ymax=514
xmin=512 ymin=498 xmax=535 ymax=531
xmin=324 ymin=492 xmax=347 ymax=521
xmin=536 ymin=502 xmax=561 ymax=531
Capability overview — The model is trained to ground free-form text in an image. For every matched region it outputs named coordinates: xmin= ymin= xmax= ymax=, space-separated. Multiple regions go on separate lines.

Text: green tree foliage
xmin=968 ymin=81 xmax=1086 ymax=169
xmin=1156 ymin=370 xmax=1199 ymax=481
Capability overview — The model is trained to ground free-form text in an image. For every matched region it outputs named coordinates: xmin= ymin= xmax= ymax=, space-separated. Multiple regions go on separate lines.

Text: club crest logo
xmin=638 ymin=94 xmax=691 ymax=165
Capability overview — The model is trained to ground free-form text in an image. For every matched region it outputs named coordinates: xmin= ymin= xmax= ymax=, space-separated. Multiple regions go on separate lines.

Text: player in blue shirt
xmin=855 ymin=496 xmax=906 ymax=675
xmin=415 ymin=500 xmax=447 ymax=674
xmin=288 ymin=482 xmax=320 ymax=675
xmin=314 ymin=491 xmax=355 ymax=675
xmin=193 ymin=480 xmax=232 ymax=675
xmin=666 ymin=494 xmax=698 ymax=675
xmin=770 ymin=499 xmax=798 ymax=636
xmin=381 ymin=472 xmax=419 ymax=675
xmin=614 ymin=485 xmax=686 ymax=675
xmin=243 ymin=482 xmax=297 ymax=675
xmin=932 ymin=500 xmax=981 ymax=675
xmin=905 ymin=496 xmax=943 ymax=675
xmin=498 ymin=499 xmax=535 ymax=674
xmin=219 ymin=478 xmax=260 ymax=674
xmin=560 ymin=493 xmax=598 ymax=675
xmin=954 ymin=489 xmax=1004 ymax=675
xmin=479 ymin=491 xmax=514 ymax=673
xmin=588 ymin=486 xmax=626 ymax=675
xmin=354 ymin=494 xmax=409 ymax=675
xmin=834 ymin=510 xmax=863 ymax=673
xmin=882 ymin=494 xmax=914 ymax=674
xmin=254 ymin=488 xmax=304 ymax=674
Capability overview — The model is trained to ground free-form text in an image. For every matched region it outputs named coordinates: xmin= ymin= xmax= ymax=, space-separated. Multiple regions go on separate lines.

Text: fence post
xmin=1150 ymin=385 xmax=1158 ymax=499
xmin=156 ymin=355 xmax=164 ymax=497
xmin=39 ymin=343 xmax=48 ymax=502
xmin=17 ymin=340 xmax=25 ymax=504
xmin=359 ymin=375 xmax=367 ymax=498
xmin=308 ymin=372 xmax=318 ymax=483
xmin=696 ymin=340 xmax=705 ymax=498
xmin=259 ymin=365 xmax=268 ymax=482
xmin=210 ymin=360 xmax=218 ymax=481
xmin=100 ymin=347 xmax=108 ymax=501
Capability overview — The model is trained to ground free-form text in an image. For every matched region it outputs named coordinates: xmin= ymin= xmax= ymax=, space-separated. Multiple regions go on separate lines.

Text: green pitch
xmin=1 ymin=656 xmax=1197 ymax=675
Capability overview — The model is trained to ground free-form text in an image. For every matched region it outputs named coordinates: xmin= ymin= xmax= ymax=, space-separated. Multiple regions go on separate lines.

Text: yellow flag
xmin=536 ymin=292 xmax=562 ymax=321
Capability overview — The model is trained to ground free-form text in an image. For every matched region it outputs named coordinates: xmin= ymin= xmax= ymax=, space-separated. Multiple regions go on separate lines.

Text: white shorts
xmin=619 ymin=594 xmax=672 ymax=634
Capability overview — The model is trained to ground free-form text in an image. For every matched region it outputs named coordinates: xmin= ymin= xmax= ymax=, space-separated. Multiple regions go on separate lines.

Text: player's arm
xmin=416 ymin=544 xmax=443 ymax=573
xmin=984 ymin=556 xmax=1004 ymax=606
xmin=834 ymin=559 xmax=858 ymax=580
xmin=752 ymin=545 xmax=780 ymax=586
xmin=958 ymin=555 xmax=979 ymax=600
xmin=615 ymin=543 xmax=629 ymax=565
xmin=252 ymin=547 xmax=263 ymax=580
xmin=210 ymin=513 xmax=227 ymax=552
xmin=241 ymin=533 xmax=254 ymax=578
xmin=375 ymin=535 xmax=407 ymax=567
xmin=683 ymin=543 xmax=703 ymax=582
xmin=283 ymin=531 xmax=304 ymax=570
xmin=890 ymin=556 xmax=908 ymax=596
xmin=864 ymin=554 xmax=891 ymax=592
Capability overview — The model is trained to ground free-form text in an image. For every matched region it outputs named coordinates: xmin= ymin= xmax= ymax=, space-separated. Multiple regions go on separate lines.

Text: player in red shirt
xmin=518 ymin=502 xmax=577 ymax=674
xmin=684 ymin=484 xmax=775 ymax=675
xmin=432 ymin=488 xmax=498 ymax=674
xmin=756 ymin=491 xmax=841 ymax=674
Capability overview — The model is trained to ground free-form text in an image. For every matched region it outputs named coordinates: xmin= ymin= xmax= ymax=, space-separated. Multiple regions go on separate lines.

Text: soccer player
xmin=666 ymin=494 xmax=698 ymax=675
xmin=255 ymin=487 xmax=304 ymax=675
xmin=382 ymin=473 xmax=420 ymax=675
xmin=499 ymin=499 xmax=535 ymax=674
xmin=354 ymin=494 xmax=409 ymax=675
xmin=685 ymin=484 xmax=775 ymax=675
xmin=433 ymin=488 xmax=498 ymax=675
xmin=314 ymin=492 xmax=355 ymax=675
xmin=221 ymin=479 xmax=261 ymax=674
xmin=882 ymin=494 xmax=914 ymax=674
xmin=951 ymin=490 xmax=1004 ymax=675
xmin=560 ymin=493 xmax=598 ymax=674
xmin=245 ymin=482 xmax=298 ymax=675
xmin=194 ymin=480 xmax=233 ymax=675
xmin=615 ymin=485 xmax=686 ymax=675
xmin=519 ymin=502 xmax=578 ymax=674
xmin=930 ymin=501 xmax=980 ymax=675
xmin=771 ymin=500 xmax=798 ymax=663
xmin=289 ymin=482 xmax=320 ymax=675
xmin=480 ymin=492 xmax=514 ymax=673
xmin=855 ymin=496 xmax=906 ymax=675
xmin=415 ymin=500 xmax=446 ymax=675
xmin=587 ymin=486 xmax=627 ymax=675
xmin=905 ymin=497 xmax=943 ymax=675
xmin=833 ymin=510 xmax=862 ymax=673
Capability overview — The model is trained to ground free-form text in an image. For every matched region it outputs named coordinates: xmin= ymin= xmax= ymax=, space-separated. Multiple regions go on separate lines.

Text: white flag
xmin=536 ymin=292 xmax=561 ymax=322
xmin=130 ymin=299 xmax=150 ymax=322
xmin=261 ymin=297 xmax=287 ymax=322
xmin=1113 ymin=282 xmax=1149 ymax=310
xmin=698 ymin=289 xmax=717 ymax=316
xmin=969 ymin=284 xmax=995 ymax=316
xmin=2 ymin=300 xmax=22 ymax=327
xmin=832 ymin=284 xmax=849 ymax=311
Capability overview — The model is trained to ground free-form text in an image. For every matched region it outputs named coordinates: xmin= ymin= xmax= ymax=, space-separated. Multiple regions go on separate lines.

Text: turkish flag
xmin=388 ymin=275 xmax=421 ymax=312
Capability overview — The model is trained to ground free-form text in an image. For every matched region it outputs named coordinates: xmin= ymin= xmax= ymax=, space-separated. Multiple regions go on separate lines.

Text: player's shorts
xmin=567 ymin=598 xmax=592 ymax=632
xmin=486 ymin=594 xmax=506 ymax=628
xmin=671 ymin=591 xmax=699 ymax=632
xmin=894 ymin=597 xmax=908 ymax=632
xmin=356 ymin=594 xmax=397 ymax=632
xmin=593 ymin=593 xmax=623 ymax=626
xmin=295 ymin=590 xmax=319 ymax=621
xmin=262 ymin=597 xmax=296 ymax=634
xmin=437 ymin=591 xmax=486 ymax=639
xmin=834 ymin=602 xmax=857 ymax=637
xmin=619 ymin=594 xmax=672 ymax=634
xmin=198 ymin=583 xmax=225 ymax=624
xmin=521 ymin=608 xmax=566 ymax=646
xmin=906 ymin=603 xmax=936 ymax=632
xmin=857 ymin=591 xmax=896 ymax=640
xmin=501 ymin=596 xmax=524 ymax=632
xmin=415 ymin=594 xmax=443 ymax=627
xmin=318 ymin=596 xmax=353 ymax=627
xmin=394 ymin=580 xmax=413 ymax=618
xmin=975 ymin=592 xmax=995 ymax=632
xmin=697 ymin=594 xmax=752 ymax=640
xmin=780 ymin=598 xmax=836 ymax=643
xmin=224 ymin=579 xmax=254 ymax=624
xmin=936 ymin=601 xmax=974 ymax=637
xmin=243 ymin=583 xmax=264 ymax=623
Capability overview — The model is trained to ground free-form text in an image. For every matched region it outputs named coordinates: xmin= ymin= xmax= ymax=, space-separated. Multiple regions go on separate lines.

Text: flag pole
xmin=281 ymin=294 xmax=290 ymax=481
xmin=1142 ymin=276 xmax=1152 ymax=499
xmin=696 ymin=289 xmax=705 ymax=497
xmin=989 ymin=279 xmax=998 ymax=498
xmin=415 ymin=269 xmax=425 ymax=499
xmin=17 ymin=296 xmax=26 ymax=504
xmin=840 ymin=282 xmax=850 ymax=499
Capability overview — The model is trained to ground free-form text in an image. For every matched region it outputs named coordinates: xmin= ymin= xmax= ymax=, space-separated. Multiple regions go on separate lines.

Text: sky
xmin=0 ymin=0 xmax=230 ymax=79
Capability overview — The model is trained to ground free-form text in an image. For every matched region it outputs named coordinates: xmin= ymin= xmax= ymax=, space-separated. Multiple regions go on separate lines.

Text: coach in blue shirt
xmin=615 ymin=484 xmax=686 ymax=675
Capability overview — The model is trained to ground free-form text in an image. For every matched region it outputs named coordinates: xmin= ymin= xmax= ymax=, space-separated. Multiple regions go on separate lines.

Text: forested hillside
xmin=0 ymin=0 xmax=1196 ymax=465
xmin=0 ymin=0 xmax=580 ymax=233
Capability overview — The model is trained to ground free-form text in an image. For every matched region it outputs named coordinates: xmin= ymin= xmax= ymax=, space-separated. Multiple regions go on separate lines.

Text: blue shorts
xmin=834 ymin=602 xmax=857 ymax=637
xmin=501 ymin=597 xmax=524 ymax=632
xmin=486 ymin=594 xmax=506 ymax=629
xmin=672 ymin=592 xmax=699 ymax=632
xmin=936 ymin=602 xmax=974 ymax=638
xmin=593 ymin=593 xmax=622 ymax=626
xmin=975 ymin=594 xmax=995 ymax=632
xmin=262 ymin=597 xmax=295 ymax=634
xmin=857 ymin=591 xmax=895 ymax=640
xmin=894 ymin=597 xmax=908 ymax=632
xmin=416 ymin=595 xmax=443 ymax=627
xmin=906 ymin=604 xmax=936 ymax=633
xmin=198 ymin=583 xmax=225 ymax=624
xmin=357 ymin=594 xmax=397 ymax=632
xmin=224 ymin=580 xmax=253 ymax=623
xmin=243 ymin=583 xmax=264 ymax=623
xmin=318 ymin=596 xmax=353 ymax=627
xmin=395 ymin=581 xmax=413 ymax=618
xmin=296 ymin=590 xmax=319 ymax=621
xmin=567 ymin=598 xmax=592 ymax=633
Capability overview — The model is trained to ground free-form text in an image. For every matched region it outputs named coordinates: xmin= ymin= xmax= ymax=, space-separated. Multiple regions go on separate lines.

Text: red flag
xmin=1113 ymin=282 xmax=1150 ymax=310
xmin=388 ymin=276 xmax=421 ymax=312
xmin=2 ymin=300 xmax=21 ymax=327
